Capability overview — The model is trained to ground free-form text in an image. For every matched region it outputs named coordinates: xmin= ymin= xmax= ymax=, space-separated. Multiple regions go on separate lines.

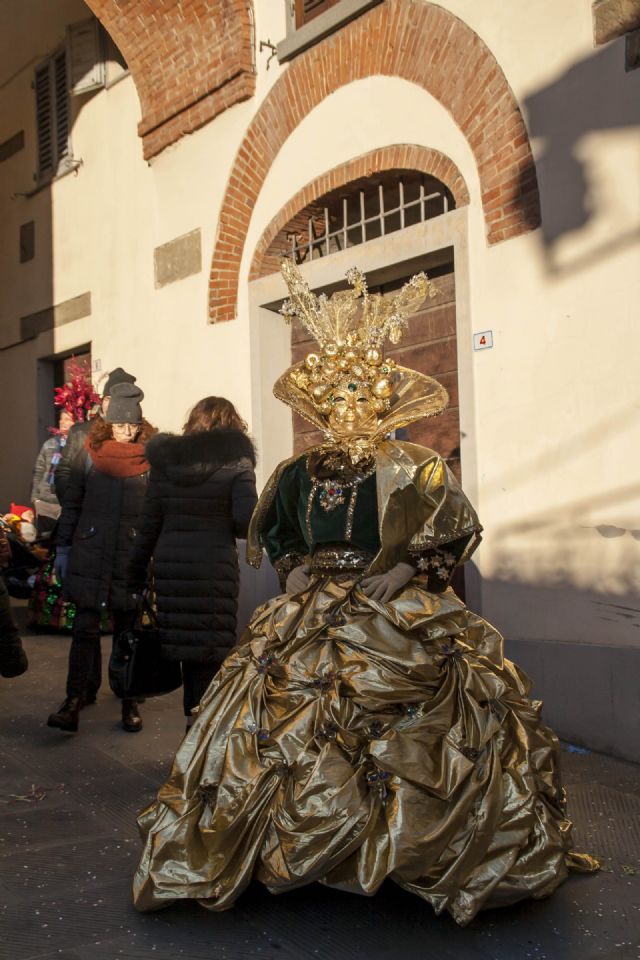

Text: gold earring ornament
xmin=373 ymin=377 xmax=393 ymax=399
xmin=311 ymin=382 xmax=331 ymax=402
xmin=365 ymin=347 xmax=382 ymax=366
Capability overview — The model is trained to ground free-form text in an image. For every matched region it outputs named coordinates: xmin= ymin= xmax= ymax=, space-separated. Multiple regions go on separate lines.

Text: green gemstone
xmin=348 ymin=382 xmax=357 ymax=392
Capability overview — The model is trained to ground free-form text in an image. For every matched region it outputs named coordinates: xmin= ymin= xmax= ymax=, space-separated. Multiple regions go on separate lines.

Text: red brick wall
xmin=209 ymin=0 xmax=540 ymax=323
xmin=250 ymin=145 xmax=469 ymax=280
xmin=86 ymin=0 xmax=255 ymax=160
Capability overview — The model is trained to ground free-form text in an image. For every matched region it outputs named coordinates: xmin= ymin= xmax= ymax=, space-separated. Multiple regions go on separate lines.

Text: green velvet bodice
xmin=262 ymin=455 xmax=380 ymax=564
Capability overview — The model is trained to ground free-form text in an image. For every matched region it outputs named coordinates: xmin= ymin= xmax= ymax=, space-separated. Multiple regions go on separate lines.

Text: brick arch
xmin=85 ymin=0 xmax=255 ymax=160
xmin=249 ymin=145 xmax=470 ymax=280
xmin=209 ymin=0 xmax=541 ymax=323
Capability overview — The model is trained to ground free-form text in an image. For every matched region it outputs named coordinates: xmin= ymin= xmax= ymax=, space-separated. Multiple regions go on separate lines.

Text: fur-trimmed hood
xmin=146 ymin=429 xmax=256 ymax=486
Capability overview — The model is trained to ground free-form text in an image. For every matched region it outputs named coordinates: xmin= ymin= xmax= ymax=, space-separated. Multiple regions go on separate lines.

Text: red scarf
xmin=87 ymin=439 xmax=150 ymax=478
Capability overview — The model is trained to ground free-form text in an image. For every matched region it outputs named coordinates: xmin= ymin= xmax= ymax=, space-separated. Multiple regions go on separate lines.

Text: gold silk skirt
xmin=133 ymin=574 xmax=595 ymax=924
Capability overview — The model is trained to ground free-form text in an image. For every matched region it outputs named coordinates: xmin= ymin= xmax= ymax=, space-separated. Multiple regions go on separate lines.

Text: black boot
xmin=47 ymin=696 xmax=81 ymax=732
xmin=122 ymin=699 xmax=142 ymax=733
xmin=0 ymin=640 xmax=28 ymax=678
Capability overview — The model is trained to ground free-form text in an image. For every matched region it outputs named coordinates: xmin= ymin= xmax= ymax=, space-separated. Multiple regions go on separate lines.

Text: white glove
xmin=361 ymin=561 xmax=415 ymax=603
xmin=285 ymin=563 xmax=311 ymax=595
xmin=53 ymin=547 xmax=70 ymax=584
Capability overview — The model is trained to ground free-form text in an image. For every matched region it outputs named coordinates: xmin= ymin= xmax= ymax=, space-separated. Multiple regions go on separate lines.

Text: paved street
xmin=1 ymin=607 xmax=639 ymax=960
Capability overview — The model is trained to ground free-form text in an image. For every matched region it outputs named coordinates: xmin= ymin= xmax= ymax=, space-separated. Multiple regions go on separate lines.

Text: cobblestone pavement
xmin=1 ymin=611 xmax=639 ymax=960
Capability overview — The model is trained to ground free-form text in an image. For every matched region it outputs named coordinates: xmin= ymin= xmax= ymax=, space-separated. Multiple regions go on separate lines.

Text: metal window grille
xmin=289 ymin=176 xmax=451 ymax=265
xmin=35 ymin=50 xmax=72 ymax=181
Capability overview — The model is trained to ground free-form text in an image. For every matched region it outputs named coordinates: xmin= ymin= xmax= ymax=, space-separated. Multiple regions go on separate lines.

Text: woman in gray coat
xmin=31 ymin=409 xmax=74 ymax=506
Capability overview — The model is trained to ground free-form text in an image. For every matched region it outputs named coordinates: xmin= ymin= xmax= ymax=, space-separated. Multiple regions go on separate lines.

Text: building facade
xmin=1 ymin=0 xmax=639 ymax=758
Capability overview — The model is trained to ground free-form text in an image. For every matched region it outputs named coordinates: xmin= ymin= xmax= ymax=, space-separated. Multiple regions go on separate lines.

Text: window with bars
xmin=34 ymin=50 xmax=72 ymax=182
xmin=295 ymin=0 xmax=340 ymax=28
xmin=287 ymin=172 xmax=455 ymax=265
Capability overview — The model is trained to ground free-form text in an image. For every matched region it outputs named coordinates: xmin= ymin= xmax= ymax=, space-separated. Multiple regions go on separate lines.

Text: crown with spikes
xmin=278 ymin=259 xmax=439 ymax=417
xmin=280 ymin=259 xmax=435 ymax=351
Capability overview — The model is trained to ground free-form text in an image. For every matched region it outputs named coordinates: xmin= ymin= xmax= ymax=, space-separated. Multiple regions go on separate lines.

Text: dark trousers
xmin=182 ymin=660 xmax=219 ymax=717
xmin=66 ymin=607 xmax=135 ymax=700
xmin=0 ymin=575 xmax=26 ymax=677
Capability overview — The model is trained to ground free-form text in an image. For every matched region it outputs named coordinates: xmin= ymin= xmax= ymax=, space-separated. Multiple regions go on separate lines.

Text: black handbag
xmin=108 ymin=599 xmax=182 ymax=699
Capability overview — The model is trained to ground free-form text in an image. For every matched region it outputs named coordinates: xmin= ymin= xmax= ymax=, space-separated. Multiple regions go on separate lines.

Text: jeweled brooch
xmin=318 ymin=479 xmax=347 ymax=511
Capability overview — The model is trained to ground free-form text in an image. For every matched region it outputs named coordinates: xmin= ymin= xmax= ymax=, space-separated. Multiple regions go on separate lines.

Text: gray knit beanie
xmin=104 ymin=383 xmax=144 ymax=424
xmin=102 ymin=367 xmax=136 ymax=398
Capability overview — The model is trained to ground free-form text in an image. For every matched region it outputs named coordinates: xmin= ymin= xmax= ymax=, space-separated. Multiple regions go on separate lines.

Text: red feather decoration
xmin=52 ymin=359 xmax=100 ymax=431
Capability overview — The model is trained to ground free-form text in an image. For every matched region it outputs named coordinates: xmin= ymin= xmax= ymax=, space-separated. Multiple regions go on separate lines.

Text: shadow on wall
xmin=522 ymin=38 xmax=640 ymax=276
xmin=486 ymin=481 xmax=640 ymax=594
xmin=474 ymin=396 xmax=640 ymax=596
xmin=483 ymin=474 xmax=640 ymax=634
xmin=479 ymin=572 xmax=640 ymax=764
xmin=470 ymin=402 xmax=640 ymax=762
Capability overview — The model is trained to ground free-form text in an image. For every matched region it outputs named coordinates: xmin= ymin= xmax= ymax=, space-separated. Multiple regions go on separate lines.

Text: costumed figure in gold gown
xmin=133 ymin=261 xmax=597 ymax=924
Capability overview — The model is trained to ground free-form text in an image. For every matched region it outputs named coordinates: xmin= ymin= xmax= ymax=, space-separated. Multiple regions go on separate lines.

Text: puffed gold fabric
xmin=133 ymin=574 xmax=591 ymax=924
xmin=371 ymin=442 xmax=480 ymax=574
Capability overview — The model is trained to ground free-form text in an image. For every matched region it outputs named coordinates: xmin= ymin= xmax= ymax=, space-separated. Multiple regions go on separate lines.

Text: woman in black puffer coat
xmin=128 ymin=397 xmax=258 ymax=723
xmin=47 ymin=383 xmax=156 ymax=734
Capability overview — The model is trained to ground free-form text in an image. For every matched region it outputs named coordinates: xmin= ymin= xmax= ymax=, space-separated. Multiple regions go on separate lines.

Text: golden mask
xmin=327 ymin=378 xmax=379 ymax=438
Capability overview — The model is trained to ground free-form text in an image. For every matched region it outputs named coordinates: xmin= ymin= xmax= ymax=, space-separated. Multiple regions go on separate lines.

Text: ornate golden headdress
xmin=275 ymin=259 xmax=448 ymax=454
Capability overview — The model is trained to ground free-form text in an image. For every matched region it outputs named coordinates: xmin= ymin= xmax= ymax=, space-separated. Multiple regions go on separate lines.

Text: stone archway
xmin=209 ymin=0 xmax=541 ymax=323
xmin=84 ymin=0 xmax=255 ymax=159
xmin=249 ymin=144 xmax=470 ymax=280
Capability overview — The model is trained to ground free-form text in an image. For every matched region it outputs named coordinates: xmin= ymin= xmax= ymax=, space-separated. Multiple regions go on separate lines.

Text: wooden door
xmin=378 ymin=268 xmax=460 ymax=478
